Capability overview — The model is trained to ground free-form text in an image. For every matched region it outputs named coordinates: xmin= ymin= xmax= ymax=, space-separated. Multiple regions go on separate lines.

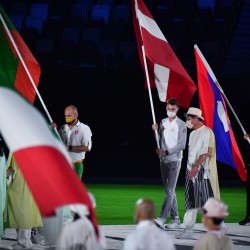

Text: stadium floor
xmin=0 ymin=223 xmax=249 ymax=249
xmin=103 ymin=223 xmax=250 ymax=250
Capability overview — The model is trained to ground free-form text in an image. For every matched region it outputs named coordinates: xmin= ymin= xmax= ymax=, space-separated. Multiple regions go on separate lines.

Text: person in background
xmin=176 ymin=108 xmax=219 ymax=240
xmin=5 ymin=155 xmax=43 ymax=249
xmin=152 ymin=98 xmax=187 ymax=229
xmin=56 ymin=193 xmax=106 ymax=250
xmin=193 ymin=197 xmax=234 ymax=250
xmin=52 ymin=105 xmax=92 ymax=179
xmin=123 ymin=198 xmax=176 ymax=250
xmin=239 ymin=133 xmax=250 ymax=226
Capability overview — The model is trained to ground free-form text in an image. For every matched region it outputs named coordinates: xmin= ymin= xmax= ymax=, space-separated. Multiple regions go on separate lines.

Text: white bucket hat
xmin=68 ymin=192 xmax=96 ymax=218
xmin=203 ymin=198 xmax=229 ymax=219
xmin=186 ymin=107 xmax=204 ymax=120
xmin=69 ymin=204 xmax=89 ymax=218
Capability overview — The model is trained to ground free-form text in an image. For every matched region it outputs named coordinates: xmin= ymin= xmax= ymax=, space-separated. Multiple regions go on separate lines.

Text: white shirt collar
xmin=166 ymin=116 xmax=178 ymax=123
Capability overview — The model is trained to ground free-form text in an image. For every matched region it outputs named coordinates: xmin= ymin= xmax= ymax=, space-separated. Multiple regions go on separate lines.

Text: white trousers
xmin=42 ymin=207 xmax=63 ymax=245
xmin=183 ymin=209 xmax=197 ymax=231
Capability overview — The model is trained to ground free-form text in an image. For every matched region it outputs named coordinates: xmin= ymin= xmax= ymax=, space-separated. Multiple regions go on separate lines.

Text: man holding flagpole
xmin=152 ymin=98 xmax=187 ymax=229
xmin=59 ymin=105 xmax=92 ymax=179
xmin=0 ymin=87 xmax=99 ymax=246
xmin=176 ymin=107 xmax=218 ymax=240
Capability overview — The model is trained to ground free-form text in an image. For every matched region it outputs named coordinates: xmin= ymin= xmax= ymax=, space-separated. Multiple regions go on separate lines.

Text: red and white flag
xmin=0 ymin=87 xmax=99 ymax=236
xmin=131 ymin=0 xmax=197 ymax=108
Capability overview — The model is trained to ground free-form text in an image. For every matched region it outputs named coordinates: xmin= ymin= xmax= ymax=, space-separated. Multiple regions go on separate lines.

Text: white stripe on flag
xmin=154 ymin=64 xmax=170 ymax=101
xmin=0 ymin=87 xmax=71 ymax=164
xmin=136 ymin=8 xmax=167 ymax=42
xmin=217 ymin=101 xmax=229 ymax=132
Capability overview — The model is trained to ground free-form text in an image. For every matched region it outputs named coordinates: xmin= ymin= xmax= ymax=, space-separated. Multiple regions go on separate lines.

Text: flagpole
xmin=135 ymin=0 xmax=160 ymax=148
xmin=141 ymin=45 xmax=160 ymax=148
xmin=0 ymin=14 xmax=61 ymax=140
xmin=194 ymin=44 xmax=250 ymax=144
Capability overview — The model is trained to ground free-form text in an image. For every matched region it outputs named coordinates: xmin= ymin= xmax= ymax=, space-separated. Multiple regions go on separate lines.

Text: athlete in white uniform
xmin=124 ymin=199 xmax=175 ymax=250
xmin=152 ymin=98 xmax=187 ymax=229
xmin=59 ymin=105 xmax=92 ymax=178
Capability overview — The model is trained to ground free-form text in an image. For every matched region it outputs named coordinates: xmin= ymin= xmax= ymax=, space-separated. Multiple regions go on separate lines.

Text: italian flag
xmin=0 ymin=6 xmax=40 ymax=103
xmin=0 ymin=87 xmax=99 ymax=237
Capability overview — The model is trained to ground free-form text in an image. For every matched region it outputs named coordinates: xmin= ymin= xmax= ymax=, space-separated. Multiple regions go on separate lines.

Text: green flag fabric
xmin=0 ymin=6 xmax=40 ymax=103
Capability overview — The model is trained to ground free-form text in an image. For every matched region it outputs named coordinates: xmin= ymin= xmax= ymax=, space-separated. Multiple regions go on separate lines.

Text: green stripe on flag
xmin=0 ymin=7 xmax=18 ymax=89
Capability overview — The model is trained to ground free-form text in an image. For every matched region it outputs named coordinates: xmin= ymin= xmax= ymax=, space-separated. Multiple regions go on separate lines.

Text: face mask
xmin=186 ymin=120 xmax=194 ymax=129
xmin=66 ymin=117 xmax=75 ymax=124
xmin=167 ymin=111 xmax=176 ymax=118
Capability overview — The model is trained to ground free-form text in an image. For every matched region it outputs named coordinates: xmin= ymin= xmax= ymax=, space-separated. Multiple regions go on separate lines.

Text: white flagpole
xmin=0 ymin=14 xmax=61 ymax=140
xmin=135 ymin=0 xmax=160 ymax=148
xmin=194 ymin=44 xmax=250 ymax=144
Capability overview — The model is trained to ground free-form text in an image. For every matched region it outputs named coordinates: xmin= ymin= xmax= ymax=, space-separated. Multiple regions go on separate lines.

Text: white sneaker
xmin=31 ymin=227 xmax=45 ymax=245
xmin=12 ymin=243 xmax=24 ymax=249
xmin=154 ymin=217 xmax=165 ymax=228
xmin=17 ymin=229 xmax=33 ymax=248
xmin=175 ymin=229 xmax=195 ymax=240
xmin=165 ymin=219 xmax=181 ymax=229
xmin=31 ymin=234 xmax=45 ymax=246
xmin=13 ymin=241 xmax=33 ymax=249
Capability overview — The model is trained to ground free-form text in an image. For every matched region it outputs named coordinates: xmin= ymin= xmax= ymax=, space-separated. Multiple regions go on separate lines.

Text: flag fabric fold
xmin=131 ymin=0 xmax=197 ymax=108
xmin=0 ymin=87 xmax=99 ymax=237
xmin=194 ymin=44 xmax=246 ymax=181
xmin=0 ymin=6 xmax=40 ymax=103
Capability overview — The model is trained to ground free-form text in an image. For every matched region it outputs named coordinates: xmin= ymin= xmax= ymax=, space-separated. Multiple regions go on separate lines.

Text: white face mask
xmin=167 ymin=111 xmax=176 ymax=118
xmin=186 ymin=120 xmax=194 ymax=129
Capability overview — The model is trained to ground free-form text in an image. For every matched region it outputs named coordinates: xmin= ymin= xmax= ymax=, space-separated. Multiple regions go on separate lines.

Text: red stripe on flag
xmin=141 ymin=29 xmax=186 ymax=74
xmin=229 ymin=127 xmax=247 ymax=181
xmin=14 ymin=146 xmax=91 ymax=215
xmin=2 ymin=23 xmax=40 ymax=103
xmin=195 ymin=49 xmax=215 ymax=128
xmin=13 ymin=146 xmax=99 ymax=236
xmin=10 ymin=31 xmax=40 ymax=103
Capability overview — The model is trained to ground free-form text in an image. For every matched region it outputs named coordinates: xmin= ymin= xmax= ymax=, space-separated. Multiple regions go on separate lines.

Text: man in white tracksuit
xmin=152 ymin=98 xmax=187 ymax=229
